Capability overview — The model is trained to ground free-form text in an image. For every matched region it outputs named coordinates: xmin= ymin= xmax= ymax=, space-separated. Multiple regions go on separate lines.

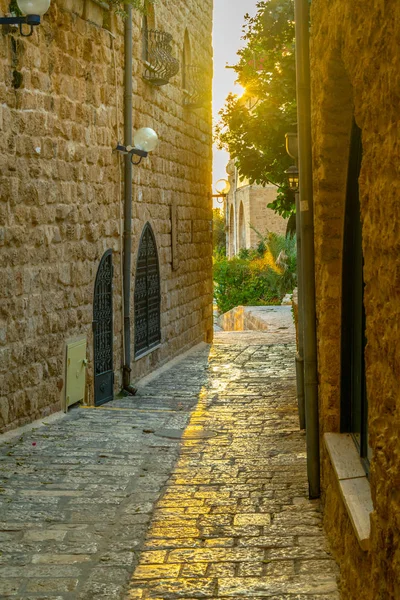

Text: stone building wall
xmin=225 ymin=167 xmax=287 ymax=257
xmin=0 ymin=0 xmax=213 ymax=431
xmin=246 ymin=185 xmax=287 ymax=247
xmin=311 ymin=1 xmax=400 ymax=598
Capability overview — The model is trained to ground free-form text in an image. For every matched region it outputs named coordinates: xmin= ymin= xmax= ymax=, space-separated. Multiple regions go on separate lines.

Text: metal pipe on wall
xmin=122 ymin=4 xmax=136 ymax=394
xmin=294 ymin=0 xmax=320 ymax=498
xmin=295 ymin=191 xmax=306 ymax=430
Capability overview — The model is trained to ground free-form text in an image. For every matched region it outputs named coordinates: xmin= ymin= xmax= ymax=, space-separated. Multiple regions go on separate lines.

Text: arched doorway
xmin=134 ymin=223 xmax=161 ymax=359
xmin=238 ymin=201 xmax=246 ymax=250
xmin=93 ymin=249 xmax=114 ymax=406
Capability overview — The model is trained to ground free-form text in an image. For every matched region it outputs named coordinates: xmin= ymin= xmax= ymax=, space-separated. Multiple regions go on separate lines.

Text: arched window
xmin=238 ymin=202 xmax=246 ymax=250
xmin=134 ymin=223 xmax=161 ymax=359
xmin=182 ymin=29 xmax=191 ymax=89
xmin=93 ymin=249 xmax=114 ymax=406
xmin=229 ymin=204 xmax=235 ymax=257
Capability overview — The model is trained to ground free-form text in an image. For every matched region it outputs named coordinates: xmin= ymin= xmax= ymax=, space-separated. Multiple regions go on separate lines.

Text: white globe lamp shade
xmin=215 ymin=178 xmax=230 ymax=195
xmin=133 ymin=128 xmax=159 ymax=153
xmin=17 ymin=0 xmax=50 ymax=14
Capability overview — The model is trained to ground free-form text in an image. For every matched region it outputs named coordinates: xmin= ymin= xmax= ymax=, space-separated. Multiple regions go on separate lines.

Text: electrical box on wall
xmin=65 ymin=338 xmax=87 ymax=410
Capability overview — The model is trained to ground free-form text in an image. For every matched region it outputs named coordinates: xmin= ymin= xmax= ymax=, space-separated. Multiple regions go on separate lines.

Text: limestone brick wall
xmin=311 ymin=1 xmax=400 ymax=598
xmin=0 ymin=0 xmax=213 ymax=431
xmin=225 ymin=180 xmax=287 ymax=256
xmin=246 ymin=185 xmax=287 ymax=246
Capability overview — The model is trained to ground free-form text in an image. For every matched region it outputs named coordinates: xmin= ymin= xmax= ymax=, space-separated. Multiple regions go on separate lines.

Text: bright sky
xmin=212 ymin=0 xmax=259 ymax=190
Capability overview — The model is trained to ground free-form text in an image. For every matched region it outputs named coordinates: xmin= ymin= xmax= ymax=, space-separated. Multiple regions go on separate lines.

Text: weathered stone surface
xmin=311 ymin=2 xmax=400 ymax=599
xmin=125 ymin=331 xmax=340 ymax=599
xmin=0 ymin=0 xmax=213 ymax=432
xmin=0 ymin=328 xmax=340 ymax=598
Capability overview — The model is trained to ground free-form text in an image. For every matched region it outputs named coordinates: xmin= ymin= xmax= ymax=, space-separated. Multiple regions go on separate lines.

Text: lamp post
xmin=115 ymin=127 xmax=159 ymax=396
xmin=211 ymin=178 xmax=231 ymax=257
xmin=285 ymin=134 xmax=305 ymax=432
xmin=0 ymin=0 xmax=50 ymax=36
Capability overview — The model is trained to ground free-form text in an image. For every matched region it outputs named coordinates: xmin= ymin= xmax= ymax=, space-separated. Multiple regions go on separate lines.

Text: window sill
xmin=134 ymin=343 xmax=161 ymax=361
xmin=324 ymin=433 xmax=373 ymax=552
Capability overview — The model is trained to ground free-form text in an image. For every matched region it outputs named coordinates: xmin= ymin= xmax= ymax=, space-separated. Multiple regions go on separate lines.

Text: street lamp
xmin=285 ymin=164 xmax=300 ymax=192
xmin=284 ymin=132 xmax=299 ymax=192
xmin=0 ymin=0 xmax=50 ymax=36
xmin=212 ymin=178 xmax=230 ymax=203
xmin=115 ymin=127 xmax=159 ymax=165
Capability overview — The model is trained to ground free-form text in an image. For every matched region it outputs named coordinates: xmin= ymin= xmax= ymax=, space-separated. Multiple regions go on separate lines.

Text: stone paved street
xmin=0 ymin=326 xmax=340 ymax=599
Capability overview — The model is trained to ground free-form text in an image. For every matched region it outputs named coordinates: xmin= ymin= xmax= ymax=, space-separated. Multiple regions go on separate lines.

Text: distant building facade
xmin=224 ymin=161 xmax=287 ymax=258
xmin=0 ymin=0 xmax=213 ymax=431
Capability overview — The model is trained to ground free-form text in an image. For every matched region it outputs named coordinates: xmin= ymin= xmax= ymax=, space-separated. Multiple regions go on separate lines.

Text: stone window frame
xmin=340 ymin=119 xmax=371 ymax=476
xmin=311 ymin=45 xmax=374 ymax=553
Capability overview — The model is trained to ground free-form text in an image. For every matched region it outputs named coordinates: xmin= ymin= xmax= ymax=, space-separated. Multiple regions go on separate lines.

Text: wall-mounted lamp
xmin=284 ymin=132 xmax=299 ymax=192
xmin=212 ymin=178 xmax=230 ymax=203
xmin=115 ymin=127 xmax=159 ymax=165
xmin=285 ymin=132 xmax=299 ymax=161
xmin=285 ymin=164 xmax=299 ymax=192
xmin=0 ymin=0 xmax=50 ymax=36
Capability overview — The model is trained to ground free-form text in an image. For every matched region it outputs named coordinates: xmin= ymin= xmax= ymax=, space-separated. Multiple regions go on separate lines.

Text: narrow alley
xmin=0 ymin=321 xmax=340 ymax=599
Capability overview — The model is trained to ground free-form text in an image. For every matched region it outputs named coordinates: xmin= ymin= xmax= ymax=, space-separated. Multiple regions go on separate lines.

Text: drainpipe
xmin=294 ymin=0 xmax=320 ymax=498
xmin=295 ymin=190 xmax=306 ymax=430
xmin=122 ymin=4 xmax=136 ymax=395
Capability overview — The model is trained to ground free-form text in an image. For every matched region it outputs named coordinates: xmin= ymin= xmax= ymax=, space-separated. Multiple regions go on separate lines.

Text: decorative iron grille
xmin=143 ymin=29 xmax=180 ymax=86
xmin=134 ymin=224 xmax=161 ymax=359
xmin=183 ymin=65 xmax=208 ymax=108
xmin=93 ymin=249 xmax=114 ymax=406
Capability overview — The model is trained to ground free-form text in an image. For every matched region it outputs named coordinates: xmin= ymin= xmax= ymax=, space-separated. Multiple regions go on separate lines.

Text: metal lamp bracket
xmin=114 ymin=143 xmax=148 ymax=165
xmin=0 ymin=14 xmax=40 ymax=36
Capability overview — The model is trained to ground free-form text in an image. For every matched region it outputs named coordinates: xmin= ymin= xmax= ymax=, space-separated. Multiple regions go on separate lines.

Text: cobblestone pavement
xmin=0 ymin=327 xmax=340 ymax=599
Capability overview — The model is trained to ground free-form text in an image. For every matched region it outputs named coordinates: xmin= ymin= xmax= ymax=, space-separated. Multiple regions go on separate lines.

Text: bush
xmin=213 ymin=233 xmax=296 ymax=314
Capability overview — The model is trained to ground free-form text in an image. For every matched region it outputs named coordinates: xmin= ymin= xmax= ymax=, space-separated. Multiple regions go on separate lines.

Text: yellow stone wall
xmin=311 ymin=1 xmax=400 ymax=597
xmin=0 ymin=0 xmax=213 ymax=430
xmin=225 ymin=173 xmax=287 ymax=257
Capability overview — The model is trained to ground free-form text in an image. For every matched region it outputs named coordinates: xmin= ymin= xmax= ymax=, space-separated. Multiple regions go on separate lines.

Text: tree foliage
xmin=215 ymin=0 xmax=297 ymax=217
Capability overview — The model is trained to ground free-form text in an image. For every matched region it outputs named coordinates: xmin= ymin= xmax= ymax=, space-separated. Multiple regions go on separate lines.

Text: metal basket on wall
xmin=143 ymin=30 xmax=180 ymax=86
xmin=183 ymin=65 xmax=208 ymax=108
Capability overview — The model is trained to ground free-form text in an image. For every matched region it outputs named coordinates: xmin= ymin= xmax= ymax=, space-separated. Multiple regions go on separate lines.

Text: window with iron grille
xmin=134 ymin=223 xmax=161 ymax=359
